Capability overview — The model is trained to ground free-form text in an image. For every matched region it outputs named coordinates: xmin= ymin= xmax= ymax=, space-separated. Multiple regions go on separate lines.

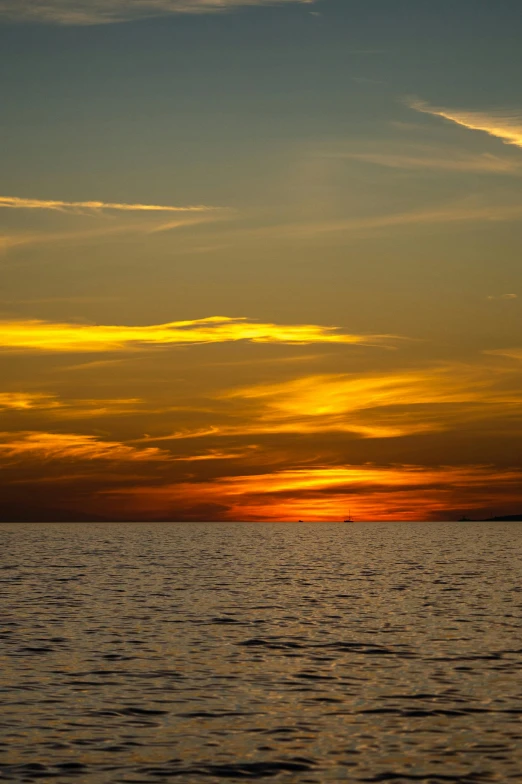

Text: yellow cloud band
xmin=0 ymin=195 xmax=220 ymax=214
xmin=0 ymin=317 xmax=396 ymax=353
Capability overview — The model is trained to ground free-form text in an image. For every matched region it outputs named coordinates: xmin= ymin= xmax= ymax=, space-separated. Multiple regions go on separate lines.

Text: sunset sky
xmin=1 ymin=0 xmax=522 ymax=521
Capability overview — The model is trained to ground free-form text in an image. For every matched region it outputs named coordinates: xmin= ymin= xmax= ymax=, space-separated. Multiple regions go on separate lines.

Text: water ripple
xmin=0 ymin=521 xmax=521 ymax=783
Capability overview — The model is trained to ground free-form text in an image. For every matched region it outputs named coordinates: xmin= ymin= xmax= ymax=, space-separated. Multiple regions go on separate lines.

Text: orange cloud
xmin=226 ymin=369 xmax=484 ymax=412
xmin=148 ymin=365 xmax=522 ymax=442
xmin=0 ymin=391 xmax=150 ymax=419
xmin=0 ymin=392 xmax=62 ymax=411
xmin=54 ymin=399 xmax=145 ymax=419
xmin=0 ymin=431 xmax=168 ymax=462
xmin=0 ymin=317 xmax=397 ymax=353
xmin=172 ymin=447 xmax=260 ymax=462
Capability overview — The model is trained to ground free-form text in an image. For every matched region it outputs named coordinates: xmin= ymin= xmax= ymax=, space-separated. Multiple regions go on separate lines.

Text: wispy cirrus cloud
xmin=408 ymin=98 xmax=522 ymax=149
xmin=330 ymin=146 xmax=522 ymax=174
xmin=0 ymin=391 xmax=142 ymax=420
xmin=0 ymin=0 xmax=314 ymax=26
xmin=267 ymin=202 xmax=522 ymax=240
xmin=138 ymin=363 xmax=522 ymax=444
xmin=170 ymin=199 xmax=522 ymax=249
xmin=218 ymin=371 xmax=458 ymax=439
xmin=0 ymin=431 xmax=168 ymax=462
xmin=173 ymin=446 xmax=260 ymax=462
xmin=485 ymin=348 xmax=522 ymax=361
xmin=0 ymin=195 xmax=230 ymax=254
xmin=0 ymin=195 xmax=221 ymax=215
xmin=3 ymin=195 xmax=521 ymax=254
xmin=0 ymin=215 xmax=221 ymax=253
xmin=0 ymin=392 xmax=62 ymax=411
xmin=0 ymin=317 xmax=398 ymax=353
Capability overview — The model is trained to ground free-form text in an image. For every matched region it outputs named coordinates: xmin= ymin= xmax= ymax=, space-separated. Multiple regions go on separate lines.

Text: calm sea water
xmin=1 ymin=522 xmax=521 ymax=783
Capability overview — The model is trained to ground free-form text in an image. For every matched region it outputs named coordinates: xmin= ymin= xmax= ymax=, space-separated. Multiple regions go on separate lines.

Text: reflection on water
xmin=0 ymin=521 xmax=521 ymax=783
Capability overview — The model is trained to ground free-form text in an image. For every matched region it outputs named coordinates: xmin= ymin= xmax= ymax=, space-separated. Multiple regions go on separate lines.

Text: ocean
xmin=1 ymin=521 xmax=521 ymax=783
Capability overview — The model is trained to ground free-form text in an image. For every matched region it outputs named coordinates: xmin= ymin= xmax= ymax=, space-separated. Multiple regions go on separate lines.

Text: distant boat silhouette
xmin=344 ymin=511 xmax=354 ymax=522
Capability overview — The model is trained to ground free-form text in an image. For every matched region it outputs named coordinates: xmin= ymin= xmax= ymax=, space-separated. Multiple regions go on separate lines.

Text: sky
xmin=1 ymin=0 xmax=522 ymax=522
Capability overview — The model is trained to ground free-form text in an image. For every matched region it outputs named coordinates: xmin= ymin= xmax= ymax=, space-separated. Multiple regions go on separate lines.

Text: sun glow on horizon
xmin=98 ymin=464 xmax=522 ymax=522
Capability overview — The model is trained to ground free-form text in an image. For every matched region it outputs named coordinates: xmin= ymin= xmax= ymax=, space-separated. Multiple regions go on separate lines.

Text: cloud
xmin=218 ymin=371 xmax=455 ymax=439
xmin=0 ymin=196 xmax=227 ymax=253
xmin=408 ymin=98 xmax=522 ymax=149
xmin=162 ymin=199 xmax=522 ymax=250
xmin=53 ymin=398 xmax=145 ymax=419
xmin=0 ymin=214 xmax=221 ymax=253
xmin=485 ymin=348 xmax=522 ymax=361
xmin=173 ymin=446 xmax=260 ymax=462
xmin=0 ymin=389 xmax=173 ymax=420
xmin=101 ymin=463 xmax=522 ymax=521
xmin=0 ymin=431 xmax=168 ymax=462
xmin=252 ymin=202 xmax=522 ymax=242
xmin=0 ymin=0 xmax=314 ymax=25
xmin=331 ymin=148 xmax=522 ymax=174
xmin=0 ymin=317 xmax=398 ymax=353
xmin=0 ymin=195 xmax=220 ymax=215
xmin=136 ymin=363 xmax=522 ymax=445
xmin=3 ymin=195 xmax=521 ymax=255
xmin=487 ymin=293 xmax=517 ymax=300
xmin=320 ymin=203 xmax=522 ymax=233
xmin=0 ymin=392 xmax=62 ymax=411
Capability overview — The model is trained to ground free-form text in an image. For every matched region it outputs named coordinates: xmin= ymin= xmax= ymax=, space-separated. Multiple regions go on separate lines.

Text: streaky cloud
xmin=408 ymin=98 xmax=522 ymax=149
xmin=0 ymin=392 xmax=61 ymax=411
xmin=138 ymin=363 xmax=522 ymax=443
xmin=0 ymin=215 xmax=221 ymax=252
xmin=0 ymin=431 xmax=168 ymax=462
xmin=485 ymin=348 xmax=522 ymax=361
xmin=330 ymin=148 xmax=522 ymax=174
xmin=0 ymin=0 xmax=315 ymax=25
xmin=268 ymin=202 xmax=522 ymax=239
xmin=0 ymin=195 xmax=221 ymax=214
xmin=52 ymin=398 xmax=145 ymax=419
xmin=0 ymin=317 xmax=399 ymax=353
